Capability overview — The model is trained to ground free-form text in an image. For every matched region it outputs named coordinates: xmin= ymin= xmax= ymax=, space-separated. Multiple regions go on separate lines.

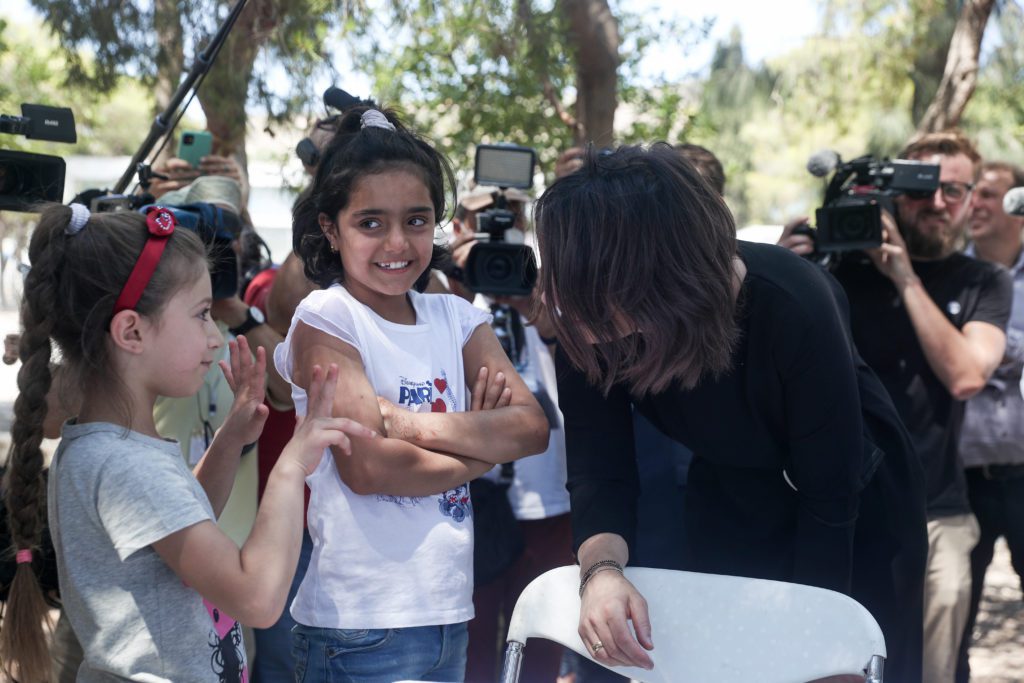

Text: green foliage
xmin=344 ymin=0 xmax=709 ymax=181
xmin=962 ymin=1 xmax=1024 ymax=161
xmin=0 ymin=17 xmax=151 ymax=157
xmin=27 ymin=0 xmax=345 ymax=132
xmin=345 ymin=0 xmax=574 ymax=179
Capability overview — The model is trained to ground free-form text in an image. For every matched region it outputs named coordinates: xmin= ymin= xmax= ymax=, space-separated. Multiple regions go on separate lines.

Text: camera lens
xmin=183 ymin=134 xmax=195 ymax=144
xmin=835 ymin=212 xmax=874 ymax=241
xmin=484 ymin=253 xmax=513 ymax=282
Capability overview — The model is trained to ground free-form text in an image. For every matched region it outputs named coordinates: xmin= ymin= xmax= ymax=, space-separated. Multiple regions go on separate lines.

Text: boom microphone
xmin=807 ymin=149 xmax=841 ymax=178
xmin=323 ymin=86 xmax=373 ymax=112
xmin=1003 ymin=186 xmax=1024 ymax=217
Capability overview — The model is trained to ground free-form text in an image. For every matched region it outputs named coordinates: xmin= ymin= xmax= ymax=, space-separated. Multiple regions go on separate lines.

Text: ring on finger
xmin=591 ymin=641 xmax=604 ymax=654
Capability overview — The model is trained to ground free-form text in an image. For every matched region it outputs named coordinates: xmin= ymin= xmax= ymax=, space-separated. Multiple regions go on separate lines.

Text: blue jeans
xmin=291 ymin=622 xmax=468 ymax=683
xmin=252 ymin=529 xmax=314 ymax=681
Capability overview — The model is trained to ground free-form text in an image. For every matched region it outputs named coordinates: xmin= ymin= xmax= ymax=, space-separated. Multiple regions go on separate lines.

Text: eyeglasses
xmin=939 ymin=181 xmax=974 ymax=202
xmin=905 ymin=181 xmax=974 ymax=203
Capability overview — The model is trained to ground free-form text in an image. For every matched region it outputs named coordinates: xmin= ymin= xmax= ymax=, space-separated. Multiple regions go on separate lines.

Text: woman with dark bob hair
xmin=535 ymin=144 xmax=928 ymax=682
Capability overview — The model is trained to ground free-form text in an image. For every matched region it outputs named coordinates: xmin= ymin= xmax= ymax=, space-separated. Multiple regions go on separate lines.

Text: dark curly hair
xmin=292 ymin=105 xmax=454 ymax=291
xmin=1 ymin=204 xmax=205 ymax=683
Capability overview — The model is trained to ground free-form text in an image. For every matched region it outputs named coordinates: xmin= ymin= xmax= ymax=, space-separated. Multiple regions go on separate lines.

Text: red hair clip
xmin=113 ymin=207 xmax=177 ymax=315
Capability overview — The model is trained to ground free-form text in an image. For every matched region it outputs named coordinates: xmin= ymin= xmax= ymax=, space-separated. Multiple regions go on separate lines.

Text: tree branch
xmin=916 ymin=0 xmax=995 ymax=133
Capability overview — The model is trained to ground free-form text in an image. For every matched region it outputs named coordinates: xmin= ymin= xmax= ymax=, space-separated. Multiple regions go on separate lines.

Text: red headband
xmin=112 ymin=206 xmax=177 ymax=315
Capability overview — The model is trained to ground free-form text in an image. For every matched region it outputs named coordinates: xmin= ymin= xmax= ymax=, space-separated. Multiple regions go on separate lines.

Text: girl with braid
xmin=1 ymin=203 xmax=374 ymax=682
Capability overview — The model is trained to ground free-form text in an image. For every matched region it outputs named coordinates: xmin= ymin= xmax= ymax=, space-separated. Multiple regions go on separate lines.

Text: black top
xmin=832 ymin=252 xmax=1011 ymax=517
xmin=557 ymin=242 xmax=904 ymax=593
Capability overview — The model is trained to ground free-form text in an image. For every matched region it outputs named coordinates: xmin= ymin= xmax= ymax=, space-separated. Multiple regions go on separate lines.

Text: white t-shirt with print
xmin=274 ymin=284 xmax=490 ymax=629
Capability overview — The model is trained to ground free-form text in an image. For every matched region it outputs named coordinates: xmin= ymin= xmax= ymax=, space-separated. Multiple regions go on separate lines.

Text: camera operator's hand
xmin=778 ymin=216 xmax=815 ymax=256
xmin=199 ymin=154 xmax=243 ymax=184
xmin=867 ymin=212 xmax=918 ymax=290
xmin=148 ymin=157 xmax=201 ymax=198
xmin=555 ymin=146 xmax=586 ymax=179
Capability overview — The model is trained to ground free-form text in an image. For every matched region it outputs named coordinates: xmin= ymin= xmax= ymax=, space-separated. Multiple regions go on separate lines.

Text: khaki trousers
xmin=923 ymin=513 xmax=980 ymax=683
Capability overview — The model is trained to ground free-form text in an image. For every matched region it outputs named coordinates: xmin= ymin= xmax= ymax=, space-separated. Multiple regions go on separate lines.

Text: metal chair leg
xmin=500 ymin=641 xmax=525 ymax=683
xmin=865 ymin=654 xmax=885 ymax=683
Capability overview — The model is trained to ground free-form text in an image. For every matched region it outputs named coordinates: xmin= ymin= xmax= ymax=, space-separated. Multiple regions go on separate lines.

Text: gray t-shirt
xmin=49 ymin=421 xmax=248 ymax=682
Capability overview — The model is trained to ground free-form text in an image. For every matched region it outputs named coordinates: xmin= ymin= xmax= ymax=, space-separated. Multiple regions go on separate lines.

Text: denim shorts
xmin=291 ymin=621 xmax=468 ymax=683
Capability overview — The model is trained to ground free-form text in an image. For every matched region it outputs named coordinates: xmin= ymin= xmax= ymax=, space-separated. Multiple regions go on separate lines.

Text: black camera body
xmin=0 ymin=104 xmax=77 ymax=212
xmin=463 ymin=144 xmax=538 ymax=296
xmin=813 ymin=156 xmax=940 ymax=252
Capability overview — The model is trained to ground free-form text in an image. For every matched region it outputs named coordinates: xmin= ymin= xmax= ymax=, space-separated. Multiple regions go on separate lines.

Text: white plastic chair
xmin=500 ymin=566 xmax=885 ymax=683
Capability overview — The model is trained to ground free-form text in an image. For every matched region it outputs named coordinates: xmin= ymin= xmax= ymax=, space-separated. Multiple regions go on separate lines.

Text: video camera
xmin=802 ymin=151 xmax=940 ymax=253
xmin=0 ymin=104 xmax=77 ymax=212
xmin=462 ymin=144 xmax=538 ymax=297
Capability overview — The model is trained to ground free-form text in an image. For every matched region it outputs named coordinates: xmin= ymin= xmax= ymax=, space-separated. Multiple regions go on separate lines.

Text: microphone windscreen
xmin=807 ymin=150 xmax=840 ymax=178
xmin=1003 ymin=186 xmax=1024 ymax=217
xmin=323 ymin=86 xmax=362 ymax=112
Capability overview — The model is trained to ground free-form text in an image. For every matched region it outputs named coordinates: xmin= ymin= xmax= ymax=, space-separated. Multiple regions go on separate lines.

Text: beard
xmin=900 ymin=209 xmax=963 ymax=259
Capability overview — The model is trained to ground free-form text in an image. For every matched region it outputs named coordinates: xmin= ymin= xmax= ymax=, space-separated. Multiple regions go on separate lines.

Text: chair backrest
xmin=505 ymin=566 xmax=886 ymax=683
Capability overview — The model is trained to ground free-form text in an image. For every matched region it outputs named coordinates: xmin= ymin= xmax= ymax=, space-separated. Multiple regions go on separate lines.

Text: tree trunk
xmin=153 ymin=0 xmax=184 ymax=113
xmin=916 ymin=0 xmax=996 ymax=133
xmin=559 ymin=0 xmax=620 ymax=147
xmin=153 ymin=0 xmax=184 ymax=166
xmin=909 ymin=0 xmax=958 ymax=125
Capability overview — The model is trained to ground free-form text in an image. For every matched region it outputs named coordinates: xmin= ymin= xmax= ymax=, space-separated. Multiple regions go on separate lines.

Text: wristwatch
xmin=229 ymin=305 xmax=266 ymax=337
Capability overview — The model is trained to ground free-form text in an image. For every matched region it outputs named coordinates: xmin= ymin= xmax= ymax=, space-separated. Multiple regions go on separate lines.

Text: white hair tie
xmin=66 ymin=203 xmax=91 ymax=235
xmin=360 ymin=109 xmax=396 ymax=132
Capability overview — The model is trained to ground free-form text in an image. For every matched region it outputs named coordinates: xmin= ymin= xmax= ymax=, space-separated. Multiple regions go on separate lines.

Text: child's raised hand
xmin=285 ymin=364 xmax=377 ymax=476
xmin=218 ymin=335 xmax=270 ymax=448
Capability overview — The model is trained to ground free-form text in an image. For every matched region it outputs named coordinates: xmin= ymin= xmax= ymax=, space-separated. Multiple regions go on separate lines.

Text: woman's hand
xmin=579 ymin=570 xmax=655 ymax=670
xmin=218 ymin=335 xmax=269 ymax=448
xmin=283 ymin=363 xmax=377 ymax=476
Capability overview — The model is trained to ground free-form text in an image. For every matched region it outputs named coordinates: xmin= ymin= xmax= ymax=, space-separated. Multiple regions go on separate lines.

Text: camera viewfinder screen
xmin=475 ymin=145 xmax=535 ymax=189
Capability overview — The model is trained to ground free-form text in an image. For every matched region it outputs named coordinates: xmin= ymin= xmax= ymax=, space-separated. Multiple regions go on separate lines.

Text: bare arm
xmin=154 ymin=364 xmax=375 ymax=627
xmin=576 ymin=533 xmax=654 ymax=669
xmin=869 ymin=217 xmax=1005 ymax=400
xmin=291 ymin=321 xmax=494 ymax=496
xmin=212 ymin=296 xmax=292 ymax=407
xmin=378 ymin=324 xmax=549 ymax=462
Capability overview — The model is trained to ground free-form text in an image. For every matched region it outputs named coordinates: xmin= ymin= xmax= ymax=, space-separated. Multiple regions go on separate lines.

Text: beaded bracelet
xmin=579 ymin=559 xmax=624 ymax=597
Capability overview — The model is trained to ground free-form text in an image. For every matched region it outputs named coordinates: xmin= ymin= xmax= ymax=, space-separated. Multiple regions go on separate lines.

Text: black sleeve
xmin=968 ymin=265 xmax=1012 ymax=331
xmin=774 ymin=263 xmax=863 ymax=592
xmin=554 ymin=347 xmax=639 ymax=557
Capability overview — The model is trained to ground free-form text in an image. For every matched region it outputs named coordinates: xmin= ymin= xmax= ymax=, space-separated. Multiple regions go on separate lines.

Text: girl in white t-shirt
xmin=275 ymin=106 xmax=549 ymax=682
